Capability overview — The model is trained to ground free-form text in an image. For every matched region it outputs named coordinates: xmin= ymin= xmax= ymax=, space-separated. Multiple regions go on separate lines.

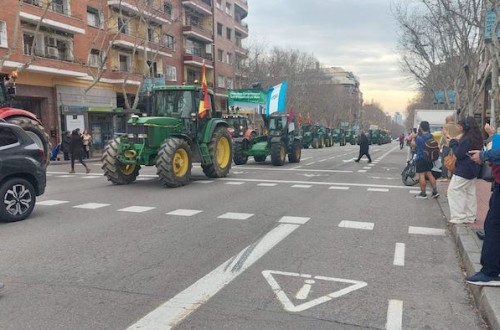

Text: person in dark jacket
xmin=69 ymin=128 xmax=90 ymax=174
xmin=62 ymin=131 xmax=71 ymax=161
xmin=354 ymin=130 xmax=372 ymax=163
xmin=443 ymin=116 xmax=483 ymax=224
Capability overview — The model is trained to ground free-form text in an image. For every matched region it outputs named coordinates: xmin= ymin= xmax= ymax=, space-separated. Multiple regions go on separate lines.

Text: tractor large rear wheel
xmin=271 ymin=141 xmax=286 ymax=166
xmin=202 ymin=126 xmax=232 ymax=178
xmin=288 ymin=141 xmax=302 ymax=163
xmin=7 ymin=116 xmax=51 ymax=167
xmin=233 ymin=140 xmax=248 ymax=165
xmin=102 ymin=138 xmax=139 ymax=185
xmin=157 ymin=138 xmax=192 ymax=188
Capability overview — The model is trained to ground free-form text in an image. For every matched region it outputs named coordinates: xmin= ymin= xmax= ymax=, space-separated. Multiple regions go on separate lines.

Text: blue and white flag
xmin=266 ymin=81 xmax=288 ymax=115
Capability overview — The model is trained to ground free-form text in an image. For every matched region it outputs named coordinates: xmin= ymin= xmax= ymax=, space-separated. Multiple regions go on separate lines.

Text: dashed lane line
xmin=338 ymin=220 xmax=374 ymax=230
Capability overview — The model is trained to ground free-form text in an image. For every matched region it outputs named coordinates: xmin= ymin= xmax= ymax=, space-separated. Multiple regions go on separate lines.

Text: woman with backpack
xmin=443 ymin=116 xmax=483 ymax=224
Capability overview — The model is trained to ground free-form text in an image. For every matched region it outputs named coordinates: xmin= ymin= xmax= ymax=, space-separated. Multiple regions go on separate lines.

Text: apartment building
xmin=0 ymin=0 xmax=248 ymax=153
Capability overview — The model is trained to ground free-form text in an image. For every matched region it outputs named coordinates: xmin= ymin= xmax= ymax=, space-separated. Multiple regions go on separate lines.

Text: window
xmin=226 ymin=28 xmax=232 ymax=40
xmin=23 ymin=31 xmax=73 ymax=61
xmin=217 ymin=75 xmax=225 ymax=88
xmin=217 ymin=49 xmax=223 ymax=62
xmin=164 ymin=2 xmax=173 ymax=17
xmin=216 ymin=0 xmax=222 ymax=9
xmin=0 ymin=128 xmax=19 ymax=149
xmin=166 ymin=66 xmax=177 ymax=81
xmin=118 ymin=16 xmax=129 ymax=34
xmin=87 ymin=7 xmax=102 ymax=28
xmin=225 ymin=2 xmax=232 ymax=16
xmin=217 ymin=23 xmax=223 ymax=36
xmin=226 ymin=52 xmax=233 ymax=65
xmin=226 ymin=78 xmax=233 ymax=89
xmin=23 ymin=0 xmax=40 ymax=6
xmin=147 ymin=26 xmax=154 ymax=42
xmin=165 ymin=35 xmax=175 ymax=49
xmin=23 ymin=32 xmax=34 ymax=55
xmin=0 ymin=21 xmax=7 ymax=48
xmin=119 ymin=54 xmax=131 ymax=71
xmin=88 ymin=49 xmax=103 ymax=67
xmin=51 ymin=0 xmax=65 ymax=14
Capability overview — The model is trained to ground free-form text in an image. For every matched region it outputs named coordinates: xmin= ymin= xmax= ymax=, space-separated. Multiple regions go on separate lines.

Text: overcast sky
xmin=245 ymin=0 xmax=417 ymax=114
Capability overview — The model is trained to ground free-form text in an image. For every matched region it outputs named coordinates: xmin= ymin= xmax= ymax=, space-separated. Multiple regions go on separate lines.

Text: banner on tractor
xmin=228 ymin=89 xmax=268 ymax=114
xmin=266 ymin=81 xmax=288 ymax=115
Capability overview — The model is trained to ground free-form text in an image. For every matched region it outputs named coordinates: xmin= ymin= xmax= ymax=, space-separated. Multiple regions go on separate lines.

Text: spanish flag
xmin=198 ymin=62 xmax=210 ymax=118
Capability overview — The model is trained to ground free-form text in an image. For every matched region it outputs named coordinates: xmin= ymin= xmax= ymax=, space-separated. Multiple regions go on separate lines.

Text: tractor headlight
xmin=137 ymin=133 xmax=148 ymax=139
xmin=127 ymin=133 xmax=135 ymax=139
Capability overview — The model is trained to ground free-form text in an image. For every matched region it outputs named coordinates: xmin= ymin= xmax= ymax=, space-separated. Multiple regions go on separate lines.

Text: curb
xmin=436 ymin=183 xmax=499 ymax=329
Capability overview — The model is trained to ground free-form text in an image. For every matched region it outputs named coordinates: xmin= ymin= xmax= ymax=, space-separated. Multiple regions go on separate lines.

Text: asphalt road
xmin=0 ymin=142 xmax=487 ymax=329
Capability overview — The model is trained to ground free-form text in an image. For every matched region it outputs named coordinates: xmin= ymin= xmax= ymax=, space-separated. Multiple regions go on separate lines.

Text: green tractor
xmin=311 ymin=124 xmax=326 ymax=149
xmin=345 ymin=129 xmax=356 ymax=145
xmin=333 ymin=128 xmax=347 ymax=146
xmin=301 ymin=124 xmax=314 ymax=148
xmin=101 ymin=85 xmax=232 ymax=188
xmin=324 ymin=127 xmax=334 ymax=147
xmin=232 ymin=112 xmax=302 ymax=166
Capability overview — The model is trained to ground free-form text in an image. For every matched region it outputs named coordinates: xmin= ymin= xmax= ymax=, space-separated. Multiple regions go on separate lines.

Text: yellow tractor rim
xmin=216 ymin=136 xmax=231 ymax=167
xmin=280 ymin=145 xmax=285 ymax=160
xmin=173 ymin=148 xmax=189 ymax=177
xmin=120 ymin=164 xmax=136 ymax=176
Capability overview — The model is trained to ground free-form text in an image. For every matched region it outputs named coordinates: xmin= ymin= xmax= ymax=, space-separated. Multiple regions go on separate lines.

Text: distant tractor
xmin=301 ymin=124 xmax=314 ymax=148
xmin=324 ymin=127 xmax=334 ymax=147
xmin=101 ymin=85 xmax=232 ymax=188
xmin=311 ymin=124 xmax=326 ymax=149
xmin=232 ymin=112 xmax=302 ymax=166
xmin=224 ymin=114 xmax=257 ymax=140
xmin=333 ymin=128 xmax=346 ymax=146
xmin=0 ymin=72 xmax=51 ymax=166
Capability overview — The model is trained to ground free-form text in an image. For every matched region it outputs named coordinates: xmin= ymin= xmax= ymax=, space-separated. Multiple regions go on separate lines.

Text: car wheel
xmin=0 ymin=178 xmax=36 ymax=222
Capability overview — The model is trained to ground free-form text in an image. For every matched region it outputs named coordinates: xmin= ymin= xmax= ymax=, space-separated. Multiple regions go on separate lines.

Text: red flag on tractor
xmin=198 ymin=62 xmax=210 ymax=118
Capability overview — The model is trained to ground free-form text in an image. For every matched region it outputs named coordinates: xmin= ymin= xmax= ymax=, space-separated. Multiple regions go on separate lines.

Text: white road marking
xmin=409 ymin=190 xmax=421 ymax=194
xmin=37 ymin=200 xmax=69 ymax=206
xmin=55 ymin=175 xmax=75 ymax=178
xmin=257 ymin=183 xmax=277 ymax=187
xmin=305 ymin=162 xmax=316 ymax=166
xmin=262 ymin=270 xmax=368 ymax=313
xmin=357 ymin=170 xmax=367 ymax=173
xmin=386 ymin=299 xmax=403 ymax=330
xmin=393 ymin=243 xmax=405 ymax=266
xmin=167 ymin=209 xmax=202 ymax=216
xmin=367 ymin=188 xmax=389 ymax=192
xmin=135 ymin=177 xmax=153 ymax=181
xmin=318 ymin=159 xmax=327 ymax=162
xmin=127 ymin=223 xmax=301 ymax=329
xmin=343 ymin=159 xmax=355 ymax=162
xmin=363 ymin=167 xmax=371 ymax=169
xmin=329 ymin=186 xmax=349 ymax=190
xmin=224 ymin=181 xmax=244 ymax=185
xmin=338 ymin=220 xmax=374 ymax=230
xmin=368 ymin=164 xmax=375 ymax=167
xmin=292 ymin=184 xmax=312 ymax=188
xmin=408 ymin=226 xmax=446 ymax=236
xmin=73 ymin=203 xmax=110 ymax=209
xmin=118 ymin=206 xmax=156 ymax=213
xmin=279 ymin=216 xmax=310 ymax=224
xmin=82 ymin=176 xmax=102 ymax=179
xmin=193 ymin=180 xmax=214 ymax=184
xmin=228 ymin=167 xmax=353 ymax=173
xmin=218 ymin=212 xmax=253 ymax=220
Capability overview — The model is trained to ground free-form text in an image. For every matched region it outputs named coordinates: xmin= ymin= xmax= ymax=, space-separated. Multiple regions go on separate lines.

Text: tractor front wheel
xmin=101 ymin=138 xmax=140 ymax=185
xmin=157 ymin=138 xmax=192 ymax=187
xmin=202 ymin=126 xmax=232 ymax=178
xmin=271 ymin=141 xmax=286 ymax=166
xmin=233 ymin=141 xmax=248 ymax=165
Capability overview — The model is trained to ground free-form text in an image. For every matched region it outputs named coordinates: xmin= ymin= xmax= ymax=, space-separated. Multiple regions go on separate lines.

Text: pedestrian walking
xmin=354 ymin=130 xmax=372 ymax=163
xmin=82 ymin=130 xmax=92 ymax=159
xmin=439 ymin=115 xmax=458 ymax=180
xmin=467 ymin=132 xmax=500 ymax=286
xmin=443 ymin=116 xmax=482 ymax=224
xmin=410 ymin=121 xmax=439 ymax=199
xmin=69 ymin=128 xmax=90 ymax=174
xmin=399 ymin=133 xmax=405 ymax=149
xmin=62 ymin=131 xmax=71 ymax=161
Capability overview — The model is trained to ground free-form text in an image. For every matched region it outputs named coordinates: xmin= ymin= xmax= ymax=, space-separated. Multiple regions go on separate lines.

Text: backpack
xmin=423 ymin=135 xmax=440 ymax=161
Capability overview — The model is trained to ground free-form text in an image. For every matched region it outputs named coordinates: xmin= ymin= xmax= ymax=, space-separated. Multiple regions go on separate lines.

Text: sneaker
xmin=431 ymin=191 xmax=440 ymax=198
xmin=354 ymin=159 xmax=359 ymax=163
xmin=86 ymin=167 xmax=91 ymax=174
xmin=466 ymin=272 xmax=500 ymax=286
xmin=415 ymin=192 xmax=428 ymax=199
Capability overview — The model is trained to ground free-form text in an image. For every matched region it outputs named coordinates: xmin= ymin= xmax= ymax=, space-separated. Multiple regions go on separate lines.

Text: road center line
xmin=127 ymin=223 xmax=302 ymax=330
xmin=386 ymin=299 xmax=403 ymax=330
xmin=393 ymin=243 xmax=405 ymax=266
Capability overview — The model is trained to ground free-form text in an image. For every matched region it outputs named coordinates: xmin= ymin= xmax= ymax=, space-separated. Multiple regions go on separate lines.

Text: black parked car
xmin=0 ymin=120 xmax=47 ymax=222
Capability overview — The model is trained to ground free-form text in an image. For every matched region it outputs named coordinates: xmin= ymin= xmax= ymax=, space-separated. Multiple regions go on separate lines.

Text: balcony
xmin=107 ymin=0 xmax=171 ymax=25
xmin=234 ymin=0 xmax=248 ymax=19
xmin=183 ymin=49 xmax=213 ymax=68
xmin=182 ymin=25 xmax=213 ymax=43
xmin=234 ymin=21 xmax=248 ymax=38
xmin=111 ymin=34 xmax=172 ymax=58
xmin=19 ymin=9 xmax=85 ymax=35
xmin=181 ymin=0 xmax=212 ymax=16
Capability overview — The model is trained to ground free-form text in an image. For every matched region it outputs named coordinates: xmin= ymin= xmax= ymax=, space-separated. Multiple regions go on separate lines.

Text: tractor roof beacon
xmin=101 ymin=85 xmax=232 ymax=188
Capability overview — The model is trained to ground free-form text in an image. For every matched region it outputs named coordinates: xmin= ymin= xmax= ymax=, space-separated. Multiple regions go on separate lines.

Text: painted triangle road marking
xmin=262 ymin=270 xmax=367 ymax=312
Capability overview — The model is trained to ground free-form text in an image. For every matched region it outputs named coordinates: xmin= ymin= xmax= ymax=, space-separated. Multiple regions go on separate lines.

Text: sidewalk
xmin=436 ymin=179 xmax=499 ymax=329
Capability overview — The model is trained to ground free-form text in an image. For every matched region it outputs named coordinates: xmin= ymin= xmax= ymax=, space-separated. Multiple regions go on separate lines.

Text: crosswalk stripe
xmin=218 ymin=212 xmax=254 ymax=220
xmin=118 ymin=206 xmax=156 ymax=213
xmin=167 ymin=209 xmax=203 ymax=216
xmin=339 ymin=220 xmax=374 ymax=230
xmin=73 ymin=203 xmax=110 ymax=209
xmin=37 ymin=200 xmax=69 ymax=206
